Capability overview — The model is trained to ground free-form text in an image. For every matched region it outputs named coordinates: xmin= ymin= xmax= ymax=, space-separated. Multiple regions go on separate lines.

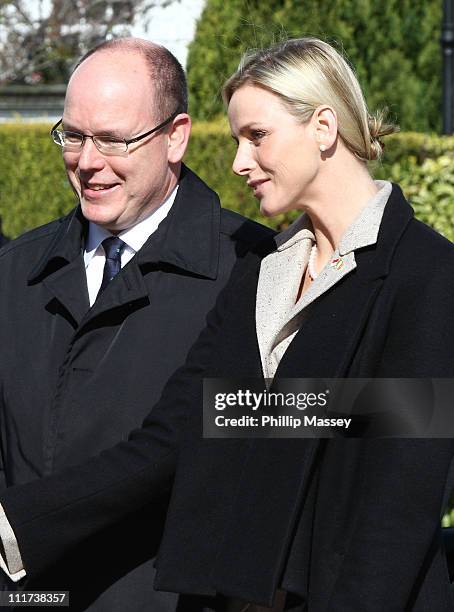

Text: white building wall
xmin=130 ymin=0 xmax=206 ymax=68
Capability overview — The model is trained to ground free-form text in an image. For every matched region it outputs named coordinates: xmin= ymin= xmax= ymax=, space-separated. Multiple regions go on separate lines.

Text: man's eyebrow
xmin=61 ymin=121 xmax=80 ymax=132
xmin=61 ymin=122 xmax=125 ymax=139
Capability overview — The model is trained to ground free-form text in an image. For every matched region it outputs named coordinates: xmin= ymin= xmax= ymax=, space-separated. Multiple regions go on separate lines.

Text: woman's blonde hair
xmin=223 ymin=38 xmax=398 ymax=162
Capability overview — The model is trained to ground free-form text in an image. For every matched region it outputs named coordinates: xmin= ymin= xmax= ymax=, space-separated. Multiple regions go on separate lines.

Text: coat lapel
xmin=42 ymin=257 xmax=90 ymax=325
xmin=83 ymin=260 xmax=150 ymax=322
xmin=276 ymin=183 xmax=413 ymax=379
xmin=28 ymin=207 xmax=90 ymax=326
xmin=255 ymin=233 xmax=313 ymax=376
xmin=257 ymin=243 xmax=357 ymax=377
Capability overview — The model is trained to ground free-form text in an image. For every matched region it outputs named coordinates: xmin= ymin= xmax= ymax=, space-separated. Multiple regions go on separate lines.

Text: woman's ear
xmin=312 ymin=105 xmax=337 ymax=152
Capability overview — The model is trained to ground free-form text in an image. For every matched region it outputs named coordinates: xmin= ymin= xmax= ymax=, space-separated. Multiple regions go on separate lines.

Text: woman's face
xmin=227 ymin=84 xmax=321 ymax=217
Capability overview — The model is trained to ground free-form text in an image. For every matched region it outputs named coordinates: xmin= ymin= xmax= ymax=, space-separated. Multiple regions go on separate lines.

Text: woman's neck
xmin=304 ymin=150 xmax=379 ymax=272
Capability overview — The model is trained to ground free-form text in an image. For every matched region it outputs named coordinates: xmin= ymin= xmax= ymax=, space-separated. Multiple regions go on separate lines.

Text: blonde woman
xmin=1 ymin=38 xmax=454 ymax=611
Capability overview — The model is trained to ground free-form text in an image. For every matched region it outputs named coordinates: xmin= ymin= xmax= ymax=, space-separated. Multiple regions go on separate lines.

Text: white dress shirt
xmin=0 ymin=186 xmax=178 ymax=582
xmin=84 ymin=187 xmax=178 ymax=306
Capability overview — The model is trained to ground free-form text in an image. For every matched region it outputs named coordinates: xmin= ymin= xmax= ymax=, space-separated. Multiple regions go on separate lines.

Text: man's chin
xmin=80 ymin=201 xmax=123 ymax=232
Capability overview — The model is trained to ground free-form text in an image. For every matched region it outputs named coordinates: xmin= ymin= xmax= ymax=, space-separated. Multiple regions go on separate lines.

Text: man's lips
xmin=82 ymin=182 xmax=120 ymax=199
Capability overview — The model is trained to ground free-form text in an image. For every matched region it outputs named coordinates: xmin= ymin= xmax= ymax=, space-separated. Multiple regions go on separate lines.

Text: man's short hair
xmin=74 ymin=38 xmax=188 ymax=119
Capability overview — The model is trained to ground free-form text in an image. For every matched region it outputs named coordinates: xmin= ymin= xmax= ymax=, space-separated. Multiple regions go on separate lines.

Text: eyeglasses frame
xmin=50 ymin=109 xmax=180 ymax=153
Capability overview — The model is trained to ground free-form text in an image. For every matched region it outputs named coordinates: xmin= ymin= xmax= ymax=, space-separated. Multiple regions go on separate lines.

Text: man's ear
xmin=167 ymin=114 xmax=192 ymax=163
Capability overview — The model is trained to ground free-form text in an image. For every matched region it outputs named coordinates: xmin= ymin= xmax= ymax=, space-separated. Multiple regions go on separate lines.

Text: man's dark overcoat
xmin=1 ymin=184 xmax=454 ymax=611
xmin=0 ymin=166 xmax=272 ymax=610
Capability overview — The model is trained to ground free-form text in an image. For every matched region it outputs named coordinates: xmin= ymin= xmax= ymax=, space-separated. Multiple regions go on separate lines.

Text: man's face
xmin=62 ymin=51 xmax=180 ymax=233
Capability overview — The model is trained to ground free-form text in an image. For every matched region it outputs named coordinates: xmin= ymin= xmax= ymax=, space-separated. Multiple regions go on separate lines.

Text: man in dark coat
xmin=0 ymin=38 xmax=271 ymax=610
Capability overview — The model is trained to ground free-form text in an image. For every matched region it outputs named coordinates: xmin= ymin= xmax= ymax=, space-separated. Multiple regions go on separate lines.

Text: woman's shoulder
xmin=383 ymin=183 xmax=454 ymax=273
xmin=405 ymin=216 xmax=453 ymax=253
xmin=386 ymin=217 xmax=454 ymax=315
xmin=398 ymin=216 xmax=454 ymax=271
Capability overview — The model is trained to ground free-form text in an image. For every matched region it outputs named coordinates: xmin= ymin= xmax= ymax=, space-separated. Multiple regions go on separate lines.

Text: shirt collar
xmin=275 ymin=214 xmax=315 ymax=252
xmin=83 ymin=185 xmax=178 ymax=267
xmin=338 ymin=180 xmax=392 ymax=255
xmin=274 ymin=180 xmax=392 ymax=254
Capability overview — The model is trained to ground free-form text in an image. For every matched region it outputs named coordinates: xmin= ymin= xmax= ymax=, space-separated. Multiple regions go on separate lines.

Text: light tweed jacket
xmin=256 ymin=180 xmax=392 ymax=380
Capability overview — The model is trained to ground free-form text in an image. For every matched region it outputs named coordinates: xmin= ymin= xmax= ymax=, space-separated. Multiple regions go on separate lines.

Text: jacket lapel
xmin=42 ymin=257 xmax=90 ymax=326
xmin=83 ymin=260 xmax=150 ymax=322
xmin=257 ymin=242 xmax=357 ymax=376
xmin=276 ymin=183 xmax=413 ymax=379
xmin=255 ymin=233 xmax=313 ymax=375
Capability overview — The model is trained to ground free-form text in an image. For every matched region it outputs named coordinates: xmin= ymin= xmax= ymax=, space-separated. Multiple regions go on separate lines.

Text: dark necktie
xmin=98 ymin=236 xmax=126 ymax=295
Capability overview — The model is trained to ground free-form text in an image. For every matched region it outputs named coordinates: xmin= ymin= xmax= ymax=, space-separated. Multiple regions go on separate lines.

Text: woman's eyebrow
xmin=231 ymin=123 xmax=263 ymax=139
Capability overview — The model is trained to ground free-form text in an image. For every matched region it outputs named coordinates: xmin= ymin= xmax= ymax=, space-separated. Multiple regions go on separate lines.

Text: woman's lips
xmin=247 ymin=179 xmax=270 ymax=197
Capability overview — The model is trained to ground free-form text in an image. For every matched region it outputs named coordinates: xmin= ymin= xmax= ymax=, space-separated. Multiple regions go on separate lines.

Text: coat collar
xmin=274 ymin=182 xmax=414 ymax=380
xmin=273 ymin=179 xmax=392 ymax=255
xmin=256 ymin=181 xmax=394 ymax=379
xmin=338 ymin=180 xmax=392 ymax=255
xmin=27 ymin=165 xmax=222 ymax=326
xmin=28 ymin=165 xmax=221 ymax=285
xmin=354 ymin=181 xmax=414 ymax=281
xmin=135 ymin=165 xmax=220 ymax=279
xmin=27 ymin=206 xmax=86 ymax=285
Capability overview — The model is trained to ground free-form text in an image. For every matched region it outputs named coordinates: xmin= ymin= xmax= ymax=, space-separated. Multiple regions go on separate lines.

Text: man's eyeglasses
xmin=50 ymin=110 xmax=179 ymax=155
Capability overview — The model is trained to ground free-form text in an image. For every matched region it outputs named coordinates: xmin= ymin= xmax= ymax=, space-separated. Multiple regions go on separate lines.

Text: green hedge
xmin=0 ymin=124 xmax=76 ymax=238
xmin=187 ymin=0 xmax=442 ymax=132
xmin=0 ymin=123 xmax=453 ymax=242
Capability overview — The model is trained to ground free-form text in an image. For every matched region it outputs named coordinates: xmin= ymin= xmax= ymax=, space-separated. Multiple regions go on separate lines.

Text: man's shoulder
xmin=219 ymin=208 xmax=275 ymax=248
xmin=179 ymin=165 xmax=276 ymax=257
xmin=0 ymin=212 xmax=73 ymax=262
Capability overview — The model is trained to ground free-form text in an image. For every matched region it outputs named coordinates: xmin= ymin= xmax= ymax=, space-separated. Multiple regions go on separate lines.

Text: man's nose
xmin=77 ymin=138 xmax=106 ymax=172
xmin=232 ymin=142 xmax=256 ymax=176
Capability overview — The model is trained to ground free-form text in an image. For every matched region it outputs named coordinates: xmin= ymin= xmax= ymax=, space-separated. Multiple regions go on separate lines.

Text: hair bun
xmin=367 ymin=110 xmax=399 ymax=160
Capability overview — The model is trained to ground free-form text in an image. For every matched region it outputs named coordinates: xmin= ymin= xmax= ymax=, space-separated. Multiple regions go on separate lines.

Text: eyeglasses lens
xmin=51 ymin=131 xmax=127 ymax=154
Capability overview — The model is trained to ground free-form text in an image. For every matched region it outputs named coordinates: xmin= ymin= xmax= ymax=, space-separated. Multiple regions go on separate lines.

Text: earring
xmin=319 ymin=144 xmax=327 ymax=152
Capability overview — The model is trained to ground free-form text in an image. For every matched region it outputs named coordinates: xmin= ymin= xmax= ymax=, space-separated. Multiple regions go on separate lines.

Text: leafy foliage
xmin=0 ymin=122 xmax=453 ymax=243
xmin=187 ymin=0 xmax=442 ymax=132
xmin=0 ymin=124 xmax=76 ymax=237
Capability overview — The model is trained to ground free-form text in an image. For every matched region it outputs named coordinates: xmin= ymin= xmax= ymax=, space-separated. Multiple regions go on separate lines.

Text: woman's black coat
xmin=2 ymin=184 xmax=454 ymax=611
